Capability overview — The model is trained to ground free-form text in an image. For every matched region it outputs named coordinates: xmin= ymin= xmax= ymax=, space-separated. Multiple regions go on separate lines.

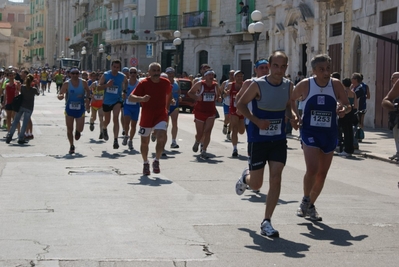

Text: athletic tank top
xmin=194 ymin=81 xmax=217 ymax=114
xmin=103 ymin=71 xmax=125 ymax=105
xmin=125 ymin=80 xmax=139 ymax=106
xmin=301 ymin=77 xmax=337 ymax=133
xmin=246 ymin=76 xmax=290 ymax=142
xmin=66 ymin=79 xmax=85 ymax=111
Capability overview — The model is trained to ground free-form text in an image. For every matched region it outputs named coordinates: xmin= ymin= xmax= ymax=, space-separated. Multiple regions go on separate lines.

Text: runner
xmin=54 ymin=69 xmax=64 ymax=94
xmin=188 ymin=69 xmax=222 ymax=158
xmin=2 ymin=71 xmax=21 ymax=132
xmin=57 ymin=68 xmax=91 ymax=154
xmin=40 ymin=69 xmax=47 ymax=95
xmin=290 ymin=54 xmax=351 ymax=221
xmin=122 ymin=67 xmax=140 ymax=150
xmin=129 ymin=62 xmax=172 ymax=175
xmin=235 ymin=51 xmax=294 ymax=238
xmin=97 ymin=59 xmax=128 ymax=149
xmin=220 ymin=70 xmax=235 ymax=140
xmin=166 ymin=67 xmax=181 ymax=149
xmin=89 ymin=72 xmax=105 ymax=139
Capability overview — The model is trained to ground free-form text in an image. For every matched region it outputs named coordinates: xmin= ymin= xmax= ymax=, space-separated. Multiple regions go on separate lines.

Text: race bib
xmin=203 ymin=93 xmax=215 ymax=102
xmin=69 ymin=102 xmax=81 ymax=110
xmin=125 ymin=98 xmax=137 ymax=105
xmin=259 ymin=119 xmax=282 ymax=136
xmin=93 ymin=93 xmax=103 ymax=100
xmin=106 ymin=86 xmax=118 ymax=94
xmin=310 ymin=110 xmax=332 ymax=127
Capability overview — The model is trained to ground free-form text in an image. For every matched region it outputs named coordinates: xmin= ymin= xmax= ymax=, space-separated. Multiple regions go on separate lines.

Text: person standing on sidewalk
xmin=97 ymin=59 xmax=128 ymax=149
xmin=382 ymin=72 xmax=399 ymax=160
xmin=235 ymin=51 xmax=294 ymax=238
xmin=129 ymin=62 xmax=172 ymax=175
xmin=57 ymin=68 xmax=91 ymax=154
xmin=122 ymin=67 xmax=140 ymax=150
xmin=291 ymin=54 xmax=351 ymax=222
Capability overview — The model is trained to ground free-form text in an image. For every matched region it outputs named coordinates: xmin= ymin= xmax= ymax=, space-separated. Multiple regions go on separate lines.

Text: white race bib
xmin=69 ymin=102 xmax=81 ymax=110
xmin=310 ymin=110 xmax=332 ymax=127
xmin=106 ymin=86 xmax=118 ymax=94
xmin=203 ymin=93 xmax=215 ymax=102
xmin=93 ymin=94 xmax=103 ymax=100
xmin=259 ymin=119 xmax=282 ymax=136
xmin=125 ymin=98 xmax=137 ymax=105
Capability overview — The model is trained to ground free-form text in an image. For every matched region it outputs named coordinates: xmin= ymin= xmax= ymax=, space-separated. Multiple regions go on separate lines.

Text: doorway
xmin=240 ymin=59 xmax=252 ymax=80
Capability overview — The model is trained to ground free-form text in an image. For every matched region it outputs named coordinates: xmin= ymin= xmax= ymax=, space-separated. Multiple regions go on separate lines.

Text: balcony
xmin=88 ymin=18 xmax=107 ymax=32
xmin=79 ymin=0 xmax=89 ymax=5
xmin=26 ymin=26 xmax=32 ymax=31
xmin=120 ymin=30 xmax=156 ymax=43
xmin=124 ymin=0 xmax=137 ymax=9
xmin=154 ymin=15 xmax=180 ymax=38
xmin=183 ymin=11 xmax=211 ymax=35
xmin=36 ymin=22 xmax=44 ymax=29
xmin=105 ymin=29 xmax=123 ymax=44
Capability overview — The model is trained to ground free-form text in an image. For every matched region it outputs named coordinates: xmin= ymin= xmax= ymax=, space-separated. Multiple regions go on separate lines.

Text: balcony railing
xmin=154 ymin=15 xmax=180 ymax=31
xmin=183 ymin=11 xmax=211 ymax=28
xmin=88 ymin=19 xmax=107 ymax=31
xmin=124 ymin=0 xmax=137 ymax=9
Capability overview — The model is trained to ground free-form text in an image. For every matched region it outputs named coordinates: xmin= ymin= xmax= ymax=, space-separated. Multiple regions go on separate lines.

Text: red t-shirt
xmin=194 ymin=81 xmax=217 ymax=115
xmin=132 ymin=77 xmax=172 ymax=127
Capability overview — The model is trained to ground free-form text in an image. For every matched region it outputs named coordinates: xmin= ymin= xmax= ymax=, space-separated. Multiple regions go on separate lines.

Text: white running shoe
xmin=260 ymin=220 xmax=279 ymax=238
xmin=235 ymin=168 xmax=249 ymax=195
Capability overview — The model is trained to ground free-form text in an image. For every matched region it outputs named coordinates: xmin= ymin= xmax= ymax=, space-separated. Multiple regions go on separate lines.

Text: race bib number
xmin=93 ymin=93 xmax=103 ymax=100
xmin=203 ymin=93 xmax=215 ymax=102
xmin=259 ymin=119 xmax=282 ymax=136
xmin=310 ymin=110 xmax=332 ymax=127
xmin=125 ymin=98 xmax=137 ymax=105
xmin=106 ymin=86 xmax=118 ymax=94
xmin=69 ymin=102 xmax=81 ymax=110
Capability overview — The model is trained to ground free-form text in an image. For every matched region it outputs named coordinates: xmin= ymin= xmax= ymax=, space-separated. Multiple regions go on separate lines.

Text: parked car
xmin=178 ymin=78 xmax=195 ymax=113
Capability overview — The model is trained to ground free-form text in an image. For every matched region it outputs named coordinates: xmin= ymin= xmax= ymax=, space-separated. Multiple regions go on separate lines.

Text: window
xmin=7 ymin=13 xmax=15 ymax=22
xmin=381 ymin=8 xmax=397 ymax=26
xmin=331 ymin=22 xmax=342 ymax=36
xmin=0 ymin=13 xmax=2 ymax=21
xmin=18 ymin=14 xmax=25 ymax=22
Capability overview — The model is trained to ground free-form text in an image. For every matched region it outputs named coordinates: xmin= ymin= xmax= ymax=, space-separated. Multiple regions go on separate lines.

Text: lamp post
xmin=81 ymin=46 xmax=86 ymax=71
xmin=70 ymin=49 xmax=75 ymax=59
xmin=98 ymin=44 xmax=104 ymax=71
xmin=248 ymin=10 xmax=264 ymax=74
xmin=60 ymin=51 xmax=64 ymax=69
xmin=173 ymin=30 xmax=181 ymax=74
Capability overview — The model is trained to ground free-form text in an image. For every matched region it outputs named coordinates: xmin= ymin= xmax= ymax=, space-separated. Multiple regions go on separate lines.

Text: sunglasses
xmin=71 ymin=72 xmax=79 ymax=75
xmin=130 ymin=72 xmax=137 ymax=74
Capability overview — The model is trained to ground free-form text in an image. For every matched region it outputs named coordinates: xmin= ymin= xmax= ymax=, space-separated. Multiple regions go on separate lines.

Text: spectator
xmin=238 ymin=2 xmax=249 ymax=31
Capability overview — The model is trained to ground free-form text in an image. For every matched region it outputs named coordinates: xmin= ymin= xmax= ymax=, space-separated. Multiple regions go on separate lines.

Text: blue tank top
xmin=301 ymin=77 xmax=338 ymax=133
xmin=66 ymin=79 xmax=85 ymax=112
xmin=124 ymin=79 xmax=140 ymax=109
xmin=171 ymin=81 xmax=179 ymax=107
xmin=246 ymin=76 xmax=291 ymax=142
xmin=103 ymin=71 xmax=125 ymax=105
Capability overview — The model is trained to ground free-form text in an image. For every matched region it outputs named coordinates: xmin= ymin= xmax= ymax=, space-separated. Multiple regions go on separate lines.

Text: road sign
xmin=146 ymin=44 xmax=153 ymax=58
xmin=106 ymin=55 xmax=111 ymax=61
xmin=130 ymin=57 xmax=138 ymax=66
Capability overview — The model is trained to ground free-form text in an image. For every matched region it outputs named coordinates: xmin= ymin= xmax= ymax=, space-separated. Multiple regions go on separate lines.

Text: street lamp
xmin=248 ymin=10 xmax=264 ymax=74
xmin=98 ymin=44 xmax=104 ymax=71
xmin=70 ymin=49 xmax=75 ymax=59
xmin=61 ymin=50 xmax=64 ymax=58
xmin=173 ymin=30 xmax=182 ymax=74
xmin=81 ymin=46 xmax=86 ymax=71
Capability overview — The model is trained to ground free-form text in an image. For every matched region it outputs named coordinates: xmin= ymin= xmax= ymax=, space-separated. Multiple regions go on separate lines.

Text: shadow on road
xmin=238 ymin=228 xmax=310 ymax=258
xmin=298 ymin=222 xmax=368 ymax=246
xmin=51 ymin=153 xmax=87 ymax=159
xmin=128 ymin=175 xmax=173 ymax=186
xmin=242 ymin=192 xmax=298 ymax=206
xmin=99 ymin=151 xmax=127 ymax=159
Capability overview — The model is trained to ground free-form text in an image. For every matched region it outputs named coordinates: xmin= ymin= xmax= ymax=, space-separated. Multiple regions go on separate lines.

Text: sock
xmin=114 ymin=138 xmax=117 ymax=142
xmin=309 ymin=204 xmax=315 ymax=209
xmin=303 ymin=196 xmax=310 ymax=202
xmin=154 ymin=158 xmax=159 ymax=162
xmin=144 ymin=161 xmax=149 ymax=164
xmin=172 ymin=139 xmax=176 ymax=143
xmin=233 ymin=145 xmax=237 ymax=150
xmin=262 ymin=218 xmax=270 ymax=224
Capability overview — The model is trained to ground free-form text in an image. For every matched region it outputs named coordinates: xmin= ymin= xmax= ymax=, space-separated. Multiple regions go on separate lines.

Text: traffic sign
xmin=130 ymin=57 xmax=138 ymax=66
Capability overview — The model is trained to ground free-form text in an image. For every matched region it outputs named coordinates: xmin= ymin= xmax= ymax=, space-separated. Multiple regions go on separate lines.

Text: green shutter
xmin=199 ymin=0 xmax=208 ymax=11
xmin=169 ymin=0 xmax=178 ymax=29
xmin=0 ymin=13 xmax=2 ymax=21
xmin=132 ymin=16 xmax=136 ymax=30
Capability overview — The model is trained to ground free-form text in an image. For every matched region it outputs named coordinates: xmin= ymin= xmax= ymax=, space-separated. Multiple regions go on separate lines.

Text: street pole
xmin=173 ymin=31 xmax=182 ymax=75
xmin=248 ymin=10 xmax=264 ymax=76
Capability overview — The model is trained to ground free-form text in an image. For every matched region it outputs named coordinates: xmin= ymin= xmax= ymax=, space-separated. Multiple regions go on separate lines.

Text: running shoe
xmin=192 ymin=141 xmax=200 ymax=152
xmin=170 ymin=142 xmax=179 ymax=149
xmin=103 ymin=128 xmax=109 ymax=141
xmin=152 ymin=160 xmax=160 ymax=174
xmin=389 ymin=153 xmax=399 ymax=160
xmin=113 ymin=139 xmax=119 ymax=149
xmin=338 ymin=151 xmax=351 ymax=157
xmin=26 ymin=135 xmax=34 ymax=140
xmin=308 ymin=205 xmax=322 ymax=221
xmin=75 ymin=131 xmax=81 ymax=141
xmin=232 ymin=149 xmax=238 ymax=157
xmin=89 ymin=123 xmax=94 ymax=131
xmin=69 ymin=145 xmax=75 ymax=154
xmin=223 ymin=125 xmax=227 ymax=135
xmin=122 ymin=130 xmax=125 ymax=136
xmin=260 ymin=220 xmax=279 ymax=238
xmin=143 ymin=163 xmax=150 ymax=175
xmin=235 ymin=168 xmax=249 ymax=195
xmin=162 ymin=151 xmax=167 ymax=157
xmin=296 ymin=198 xmax=310 ymax=217
xmin=200 ymin=150 xmax=208 ymax=159
xmin=122 ymin=136 xmax=128 ymax=146
xmin=128 ymin=140 xmax=133 ymax=150
xmin=5 ymin=134 xmax=11 ymax=144
xmin=226 ymin=132 xmax=231 ymax=141
xmin=99 ymin=132 xmax=103 ymax=140
xmin=17 ymin=139 xmax=28 ymax=144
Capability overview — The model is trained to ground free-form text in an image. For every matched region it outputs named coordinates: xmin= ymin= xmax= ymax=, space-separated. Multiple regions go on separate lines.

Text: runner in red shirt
xmin=188 ymin=69 xmax=222 ymax=158
xmin=129 ymin=62 xmax=172 ymax=175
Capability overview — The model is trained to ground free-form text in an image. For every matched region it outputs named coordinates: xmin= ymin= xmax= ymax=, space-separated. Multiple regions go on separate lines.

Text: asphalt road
xmin=0 ymin=84 xmax=398 ymax=267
